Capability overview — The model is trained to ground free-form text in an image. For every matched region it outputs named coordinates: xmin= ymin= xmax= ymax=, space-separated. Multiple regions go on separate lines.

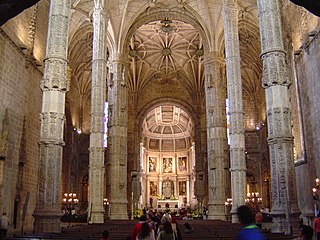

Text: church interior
xmin=0 ymin=0 xmax=320 ymax=237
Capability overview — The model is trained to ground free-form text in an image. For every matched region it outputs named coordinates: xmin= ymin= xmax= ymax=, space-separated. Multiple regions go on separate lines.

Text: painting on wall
xmin=178 ymin=157 xmax=187 ymax=172
xmin=149 ymin=157 xmax=157 ymax=173
xmin=163 ymin=158 xmax=173 ymax=173
xmin=179 ymin=181 xmax=186 ymax=195
xmin=150 ymin=181 xmax=157 ymax=196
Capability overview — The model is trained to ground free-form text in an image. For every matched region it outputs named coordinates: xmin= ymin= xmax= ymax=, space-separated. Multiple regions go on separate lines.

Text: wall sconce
xmin=312 ymin=178 xmax=319 ymax=200
xmin=225 ymin=198 xmax=233 ymax=207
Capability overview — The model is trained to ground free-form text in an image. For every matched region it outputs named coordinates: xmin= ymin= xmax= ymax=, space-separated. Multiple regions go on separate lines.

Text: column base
xmin=271 ymin=215 xmax=286 ymax=234
xmin=270 ymin=208 xmax=286 ymax=234
xmin=230 ymin=208 xmax=239 ymax=223
xmin=208 ymin=204 xmax=226 ymax=220
xmin=33 ymin=209 xmax=62 ymax=233
xmin=109 ymin=201 xmax=128 ymax=220
xmin=89 ymin=209 xmax=105 ymax=223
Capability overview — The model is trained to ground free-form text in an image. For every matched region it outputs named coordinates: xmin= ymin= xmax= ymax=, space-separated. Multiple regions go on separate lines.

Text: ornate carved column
xmin=88 ymin=0 xmax=107 ymax=223
xmin=107 ymin=55 xmax=128 ymax=219
xmin=204 ymin=52 xmax=228 ymax=220
xmin=33 ymin=0 xmax=71 ymax=232
xmin=222 ymin=0 xmax=246 ymax=223
xmin=257 ymin=0 xmax=300 ymax=234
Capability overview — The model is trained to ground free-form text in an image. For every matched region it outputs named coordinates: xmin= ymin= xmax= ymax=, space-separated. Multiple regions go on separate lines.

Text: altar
xmin=157 ymin=199 xmax=179 ymax=209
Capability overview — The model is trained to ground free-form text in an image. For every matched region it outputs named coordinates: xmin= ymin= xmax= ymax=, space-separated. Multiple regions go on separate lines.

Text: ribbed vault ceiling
xmin=66 ymin=0 xmax=264 ymax=134
xmin=127 ymin=20 xmax=204 ymax=94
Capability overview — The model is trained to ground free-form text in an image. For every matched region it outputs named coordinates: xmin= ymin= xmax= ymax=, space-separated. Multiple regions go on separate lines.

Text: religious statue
xmin=150 ymin=181 xmax=157 ymax=196
xmin=179 ymin=181 xmax=186 ymax=195
xmin=178 ymin=157 xmax=187 ymax=171
xmin=149 ymin=157 xmax=157 ymax=172
xmin=162 ymin=179 xmax=174 ymax=199
xmin=163 ymin=158 xmax=172 ymax=173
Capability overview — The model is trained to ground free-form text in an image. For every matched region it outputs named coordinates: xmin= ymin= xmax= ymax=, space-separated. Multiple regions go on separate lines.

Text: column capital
xmin=204 ymin=51 xmax=224 ymax=65
xmin=109 ymin=53 xmax=128 ymax=65
xmin=222 ymin=0 xmax=238 ymax=9
xmin=93 ymin=0 xmax=107 ymax=9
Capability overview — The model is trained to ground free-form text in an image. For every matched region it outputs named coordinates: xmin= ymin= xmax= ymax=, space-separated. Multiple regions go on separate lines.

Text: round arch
xmin=136 ymin=97 xmax=199 ymax=144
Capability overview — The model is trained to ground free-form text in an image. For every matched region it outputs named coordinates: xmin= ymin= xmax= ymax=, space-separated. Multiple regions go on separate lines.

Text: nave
xmin=5 ymin=219 xmax=295 ymax=240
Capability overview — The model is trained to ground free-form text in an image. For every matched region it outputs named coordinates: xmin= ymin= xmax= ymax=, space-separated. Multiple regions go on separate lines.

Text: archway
xmin=138 ymin=105 xmax=196 ymax=211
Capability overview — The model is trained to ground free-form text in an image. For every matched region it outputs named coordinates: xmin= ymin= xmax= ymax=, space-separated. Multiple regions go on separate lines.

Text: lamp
xmin=62 ymin=192 xmax=79 ymax=214
xmin=225 ymin=198 xmax=233 ymax=207
xmin=312 ymin=178 xmax=320 ymax=200
xmin=245 ymin=192 xmax=262 ymax=207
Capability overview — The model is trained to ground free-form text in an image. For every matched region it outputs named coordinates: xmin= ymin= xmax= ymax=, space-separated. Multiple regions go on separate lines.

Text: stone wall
xmin=0 ymin=0 xmax=48 ymax=234
xmin=294 ymin=29 xmax=320 ymax=218
xmin=0 ymin=30 xmax=42 ymax=234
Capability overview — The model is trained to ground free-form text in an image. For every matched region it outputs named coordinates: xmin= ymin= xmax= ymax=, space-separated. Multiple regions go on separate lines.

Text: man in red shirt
xmin=314 ymin=213 xmax=320 ymax=240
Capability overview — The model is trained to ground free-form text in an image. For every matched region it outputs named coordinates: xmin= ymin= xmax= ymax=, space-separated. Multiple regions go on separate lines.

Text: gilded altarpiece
xmin=142 ymin=153 xmax=194 ymax=209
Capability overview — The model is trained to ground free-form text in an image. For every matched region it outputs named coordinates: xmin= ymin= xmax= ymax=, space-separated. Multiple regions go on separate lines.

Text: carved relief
xmin=163 ymin=158 xmax=172 ymax=173
xmin=162 ymin=179 xmax=174 ymax=198
xmin=149 ymin=157 xmax=157 ymax=173
xmin=178 ymin=157 xmax=187 ymax=172
xmin=150 ymin=181 xmax=157 ymax=196
xmin=179 ymin=181 xmax=186 ymax=195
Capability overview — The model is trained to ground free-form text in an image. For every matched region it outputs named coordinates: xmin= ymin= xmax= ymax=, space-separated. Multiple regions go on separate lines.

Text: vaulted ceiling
xmin=127 ymin=20 xmax=204 ymax=94
xmin=67 ymin=0 xmax=264 ymax=134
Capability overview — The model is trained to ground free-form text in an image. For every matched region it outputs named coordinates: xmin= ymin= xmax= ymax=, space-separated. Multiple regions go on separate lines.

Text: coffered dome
xmin=142 ymin=105 xmax=193 ymax=152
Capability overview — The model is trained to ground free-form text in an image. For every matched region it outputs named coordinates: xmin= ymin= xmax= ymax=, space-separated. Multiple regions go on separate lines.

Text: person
xmin=0 ymin=212 xmax=9 ymax=239
xmin=101 ymin=230 xmax=109 ymax=240
xmin=314 ymin=213 xmax=320 ymax=240
xmin=183 ymin=222 xmax=194 ymax=234
xmin=236 ymin=205 xmax=265 ymax=240
xmin=162 ymin=210 xmax=172 ymax=223
xmin=255 ymin=210 xmax=263 ymax=229
xmin=131 ymin=215 xmax=147 ymax=240
xmin=157 ymin=221 xmax=175 ymax=240
xmin=293 ymin=225 xmax=313 ymax=240
xmin=136 ymin=222 xmax=154 ymax=240
xmin=146 ymin=212 xmax=156 ymax=238
xmin=156 ymin=217 xmax=169 ymax=238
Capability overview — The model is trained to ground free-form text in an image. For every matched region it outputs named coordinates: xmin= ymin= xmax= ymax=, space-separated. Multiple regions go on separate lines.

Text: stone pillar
xmin=88 ymin=0 xmax=107 ymax=223
xmin=131 ymin=171 xmax=140 ymax=211
xmin=186 ymin=177 xmax=190 ymax=205
xmin=222 ymin=0 xmax=246 ymax=223
xmin=257 ymin=0 xmax=300 ymax=234
xmin=204 ymin=52 xmax=228 ymax=220
xmin=159 ymin=178 xmax=163 ymax=198
xmin=33 ymin=0 xmax=71 ymax=232
xmin=107 ymin=56 xmax=128 ymax=219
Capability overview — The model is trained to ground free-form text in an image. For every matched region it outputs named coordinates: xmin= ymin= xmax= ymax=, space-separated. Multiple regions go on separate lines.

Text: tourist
xmin=236 ymin=205 xmax=265 ymax=240
xmin=136 ymin=222 xmax=154 ymax=240
xmin=255 ymin=210 xmax=263 ymax=229
xmin=146 ymin=212 xmax=156 ymax=238
xmin=101 ymin=230 xmax=109 ymax=240
xmin=183 ymin=222 xmax=194 ymax=234
xmin=0 ymin=212 xmax=9 ymax=239
xmin=293 ymin=225 xmax=313 ymax=240
xmin=157 ymin=222 xmax=175 ymax=240
xmin=314 ymin=213 xmax=320 ymax=240
xmin=130 ymin=215 xmax=147 ymax=240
